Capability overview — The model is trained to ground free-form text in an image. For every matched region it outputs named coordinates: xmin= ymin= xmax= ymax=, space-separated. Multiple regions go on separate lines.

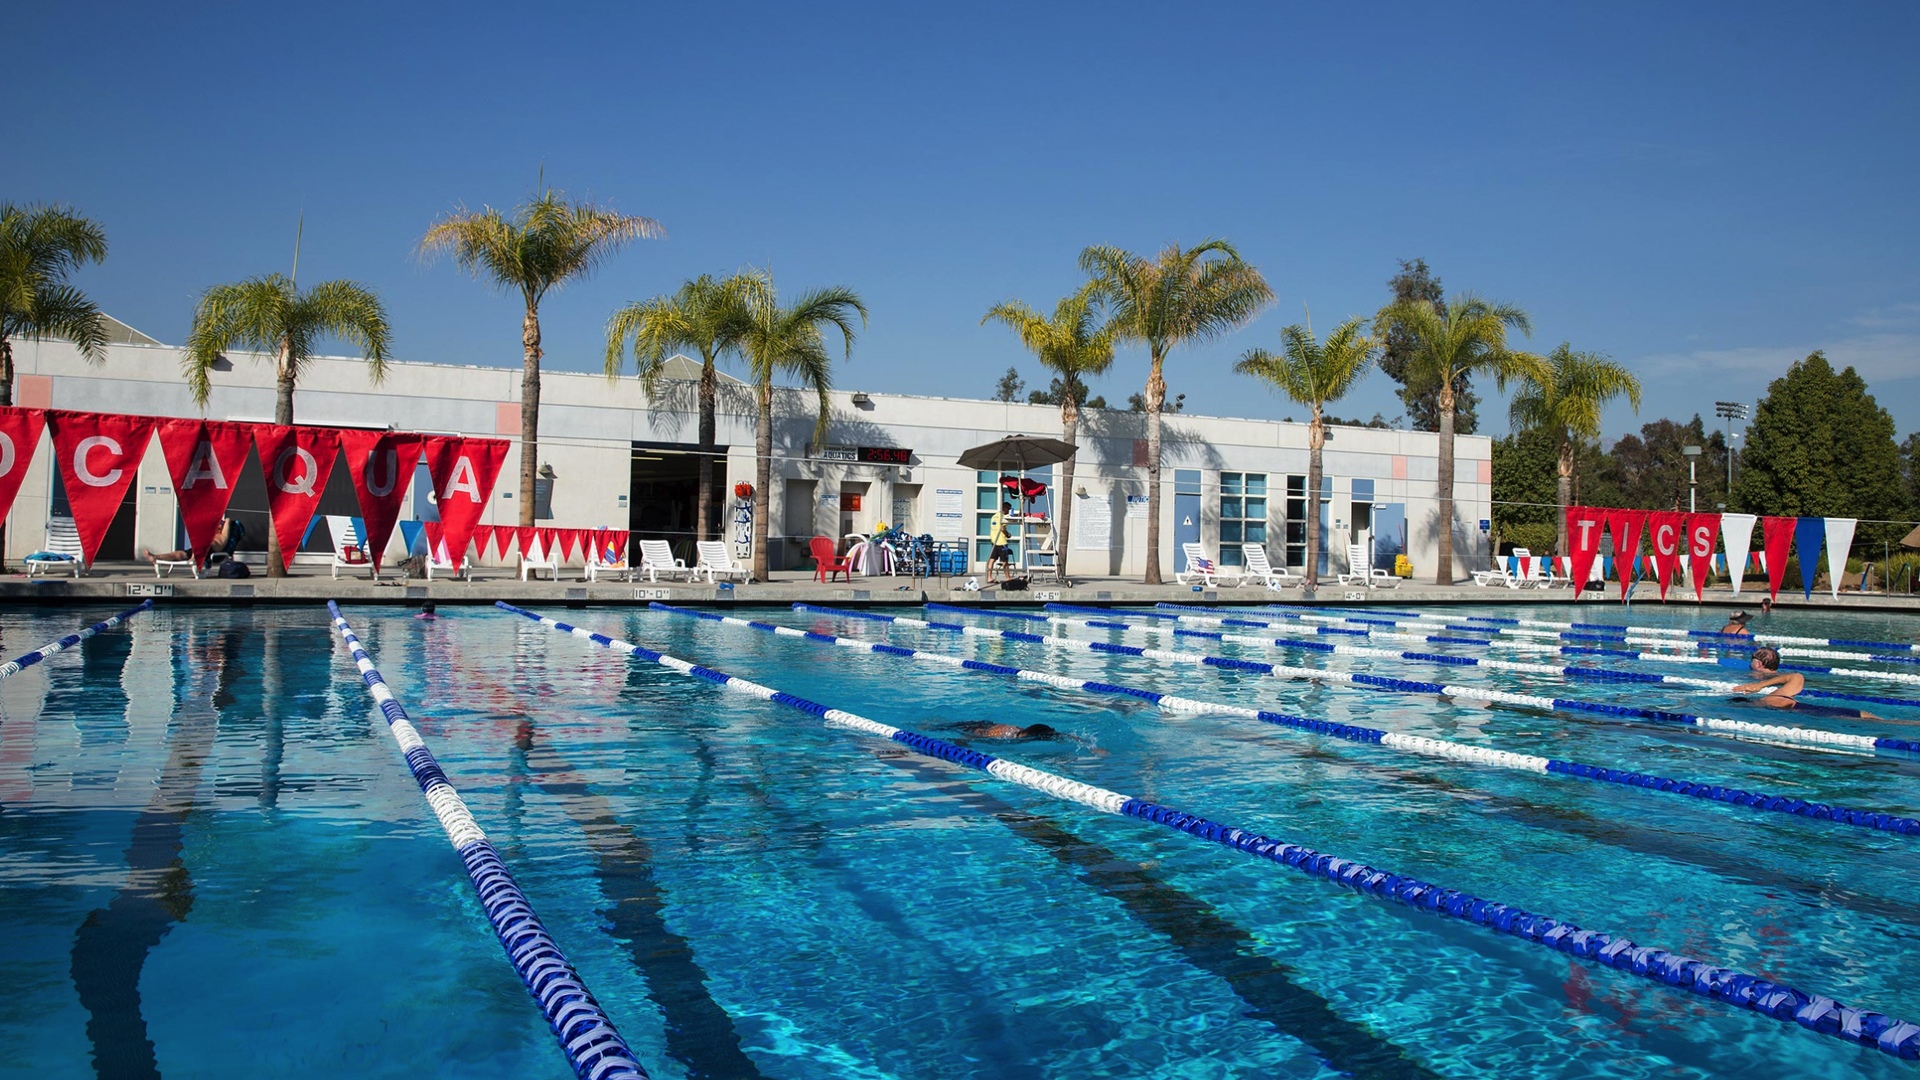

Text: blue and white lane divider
xmin=1126 ymin=604 xmax=1920 ymax=689
xmin=1175 ymin=603 xmax=1920 ymax=672
xmin=326 ymin=603 xmax=649 ymax=1080
xmin=1260 ymin=603 xmax=1920 ymax=655
xmin=0 ymin=599 xmax=153 ymax=680
xmin=926 ymin=603 xmax=1920 ymax=761
xmin=502 ymin=604 xmax=1920 ymax=1062
xmin=780 ymin=603 xmax=1920 ymax=835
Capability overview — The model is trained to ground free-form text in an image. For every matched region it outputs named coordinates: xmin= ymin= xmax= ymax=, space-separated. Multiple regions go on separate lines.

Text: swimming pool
xmin=2 ymin=599 xmax=1915 ymax=1078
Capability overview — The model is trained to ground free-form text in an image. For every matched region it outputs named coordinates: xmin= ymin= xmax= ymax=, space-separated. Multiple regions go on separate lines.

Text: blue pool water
xmin=2 ymin=600 xmax=1917 ymax=1079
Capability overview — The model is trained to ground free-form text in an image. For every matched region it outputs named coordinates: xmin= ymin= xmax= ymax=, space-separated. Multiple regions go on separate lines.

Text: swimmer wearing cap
xmin=1718 ymin=610 xmax=1753 ymax=636
xmin=1732 ymin=647 xmax=1882 ymax=720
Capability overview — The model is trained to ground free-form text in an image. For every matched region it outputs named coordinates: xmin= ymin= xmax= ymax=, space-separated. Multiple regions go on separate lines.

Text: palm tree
xmin=183 ymin=273 xmax=392 ymax=576
xmin=1508 ymin=342 xmax=1641 ymax=555
xmin=1374 ymin=293 xmax=1545 ymax=583
xmin=1235 ymin=317 xmax=1376 ymax=590
xmin=981 ymin=284 xmax=1115 ymax=570
xmin=732 ymin=277 xmax=867 ymax=581
xmin=420 ymin=181 xmax=661 ymax=527
xmin=606 ymin=271 xmax=768 ymax=543
xmin=0 ymin=203 xmax=109 ymax=406
xmin=1080 ymin=240 xmax=1271 ymax=584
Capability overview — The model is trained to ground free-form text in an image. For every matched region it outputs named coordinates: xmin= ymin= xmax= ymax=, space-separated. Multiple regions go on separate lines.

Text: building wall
xmin=6 ymin=338 xmax=1493 ymax=579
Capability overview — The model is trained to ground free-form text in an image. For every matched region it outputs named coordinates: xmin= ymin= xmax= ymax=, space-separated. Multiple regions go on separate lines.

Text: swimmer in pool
xmin=1731 ymin=646 xmax=1883 ymax=720
xmin=415 ymin=601 xmax=437 ymax=620
xmin=1718 ymin=611 xmax=1753 ymax=636
xmin=950 ymin=721 xmax=1106 ymax=752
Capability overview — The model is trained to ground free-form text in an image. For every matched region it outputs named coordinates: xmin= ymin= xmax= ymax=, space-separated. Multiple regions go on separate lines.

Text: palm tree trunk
xmin=0 ymin=336 xmax=12 ymax=572
xmin=1057 ymin=397 xmax=1078 ymax=578
xmin=1556 ymin=435 xmax=1574 ymax=557
xmin=1306 ymin=409 xmax=1324 ymax=593
xmin=1143 ymin=357 xmax=1166 ymax=585
xmin=266 ymin=340 xmax=296 ymax=578
xmin=696 ymin=356 xmax=718 ymax=543
xmin=519 ymin=304 xmax=543 ymax=530
xmin=752 ymin=380 xmax=773 ymax=582
xmin=1435 ymin=380 xmax=1455 ymax=585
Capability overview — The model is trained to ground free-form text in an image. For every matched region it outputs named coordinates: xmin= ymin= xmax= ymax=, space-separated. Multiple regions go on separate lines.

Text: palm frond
xmin=300 ymin=279 xmax=392 ymax=383
xmin=0 ymin=203 xmax=110 ymax=361
xmin=423 ymin=186 xmax=661 ymax=309
xmin=1238 ymin=317 xmax=1375 ymax=413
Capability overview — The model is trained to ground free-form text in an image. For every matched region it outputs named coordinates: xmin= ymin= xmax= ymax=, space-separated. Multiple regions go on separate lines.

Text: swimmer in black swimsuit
xmin=1732 ymin=647 xmax=1882 ymax=720
xmin=949 ymin=721 xmax=1106 ymax=752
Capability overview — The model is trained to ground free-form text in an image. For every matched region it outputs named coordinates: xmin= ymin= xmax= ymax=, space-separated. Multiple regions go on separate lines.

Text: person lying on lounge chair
xmin=1732 ymin=646 xmax=1883 ymax=720
xmin=142 ymin=517 xmax=241 ymax=565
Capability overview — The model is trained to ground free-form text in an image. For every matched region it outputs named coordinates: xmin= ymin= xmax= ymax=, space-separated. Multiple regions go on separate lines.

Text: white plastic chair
xmin=1176 ymin=542 xmax=1236 ymax=586
xmin=1473 ymin=559 xmax=1524 ymax=589
xmin=1240 ymin=545 xmax=1299 ymax=589
xmin=26 ymin=517 xmax=85 ymax=577
xmin=638 ymin=540 xmax=689 ymax=583
xmin=153 ymin=547 xmax=198 ymax=578
xmin=328 ymin=516 xmax=379 ymax=581
xmin=520 ymin=537 xmax=561 ymax=581
xmin=1507 ymin=548 xmax=1546 ymax=591
xmin=1338 ymin=543 xmax=1399 ymax=589
xmin=694 ymin=541 xmax=749 ymax=584
xmin=425 ymin=537 xmax=470 ymax=581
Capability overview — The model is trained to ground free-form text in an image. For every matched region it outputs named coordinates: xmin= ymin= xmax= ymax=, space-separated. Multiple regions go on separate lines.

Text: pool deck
xmin=4 ymin=561 xmax=1919 ymax=613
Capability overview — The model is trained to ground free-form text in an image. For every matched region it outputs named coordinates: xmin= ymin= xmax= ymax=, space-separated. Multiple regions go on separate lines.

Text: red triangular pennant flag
xmin=515 ymin=526 xmax=536 ymax=562
xmin=0 ymin=408 xmax=46 ymax=531
xmin=1685 ymin=514 xmax=1721 ymax=602
xmin=1647 ymin=511 xmax=1686 ymax=601
xmin=338 ymin=430 xmax=423 ymax=574
xmin=422 ymin=520 xmax=446 ymax=562
xmin=537 ymin=527 xmax=559 ymax=562
xmin=1760 ymin=516 xmax=1797 ymax=601
xmin=48 ymin=410 xmax=155 ymax=566
xmin=420 ymin=436 xmax=508 ymax=574
xmin=1565 ymin=505 xmax=1605 ymax=596
xmin=254 ymin=424 xmax=340 ymax=571
xmin=1606 ymin=509 xmax=1646 ymax=601
xmin=473 ymin=524 xmax=496 ymax=560
xmin=156 ymin=419 xmax=254 ymax=567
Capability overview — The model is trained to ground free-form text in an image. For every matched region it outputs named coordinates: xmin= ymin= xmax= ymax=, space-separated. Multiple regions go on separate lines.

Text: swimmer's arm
xmin=1731 ymin=673 xmax=1794 ymax=693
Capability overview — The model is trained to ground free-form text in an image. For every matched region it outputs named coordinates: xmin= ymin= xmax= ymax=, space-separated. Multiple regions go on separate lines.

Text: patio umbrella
xmin=956 ymin=434 xmax=1076 ymax=471
xmin=1902 ymin=523 xmax=1920 ymax=549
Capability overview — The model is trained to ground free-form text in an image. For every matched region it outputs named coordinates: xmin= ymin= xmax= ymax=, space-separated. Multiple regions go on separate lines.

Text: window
xmin=974 ymin=467 xmax=1051 ymax=565
xmin=1285 ymin=475 xmax=1307 ymax=569
xmin=1218 ymin=472 xmax=1266 ymax=566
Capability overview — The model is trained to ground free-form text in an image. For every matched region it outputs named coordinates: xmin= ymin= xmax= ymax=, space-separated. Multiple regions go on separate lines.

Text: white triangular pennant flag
xmin=1824 ymin=517 xmax=1856 ymax=599
xmin=1720 ymin=513 xmax=1756 ymax=596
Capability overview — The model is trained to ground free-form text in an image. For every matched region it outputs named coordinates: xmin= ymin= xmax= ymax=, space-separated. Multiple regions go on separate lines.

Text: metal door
xmin=1174 ymin=492 xmax=1201 ymax=572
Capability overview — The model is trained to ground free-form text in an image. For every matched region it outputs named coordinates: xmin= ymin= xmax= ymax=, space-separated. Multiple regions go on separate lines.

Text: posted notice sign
xmin=933 ymin=487 xmax=965 ymax=539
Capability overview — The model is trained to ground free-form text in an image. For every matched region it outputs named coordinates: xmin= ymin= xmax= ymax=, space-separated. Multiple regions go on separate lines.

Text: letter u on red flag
xmin=157 ymin=419 xmax=253 ymax=566
xmin=1684 ymin=514 xmax=1721 ymax=601
xmin=48 ymin=410 xmax=155 ymax=565
xmin=1606 ymin=509 xmax=1646 ymax=600
xmin=1760 ymin=516 xmax=1797 ymax=601
xmin=420 ymin=436 xmax=507 ymax=571
xmin=0 ymin=408 xmax=46 ymax=530
xmin=253 ymin=424 xmax=340 ymax=571
xmin=1565 ymin=506 xmax=1606 ymax=594
xmin=339 ymin=431 xmax=423 ymax=573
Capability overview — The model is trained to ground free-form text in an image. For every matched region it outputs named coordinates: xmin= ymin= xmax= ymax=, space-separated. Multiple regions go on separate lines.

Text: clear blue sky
xmin=12 ymin=2 xmax=1918 ymax=441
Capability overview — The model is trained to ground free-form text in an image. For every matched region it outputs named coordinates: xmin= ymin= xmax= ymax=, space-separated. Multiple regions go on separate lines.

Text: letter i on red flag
xmin=0 ymin=408 xmax=46 ymax=529
xmin=157 ymin=419 xmax=254 ymax=566
xmin=48 ymin=411 xmax=156 ymax=566
xmin=1606 ymin=509 xmax=1647 ymax=601
xmin=1565 ymin=506 xmax=1606 ymax=595
xmin=254 ymin=425 xmax=340 ymax=571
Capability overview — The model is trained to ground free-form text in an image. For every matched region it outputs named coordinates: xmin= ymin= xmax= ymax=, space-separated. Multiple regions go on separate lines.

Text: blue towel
xmin=24 ymin=551 xmax=74 ymax=562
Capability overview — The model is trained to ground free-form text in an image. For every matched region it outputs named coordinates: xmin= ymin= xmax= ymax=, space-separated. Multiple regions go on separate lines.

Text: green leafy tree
xmin=421 ymin=181 xmax=661 ymax=528
xmin=982 ymin=285 xmax=1116 ymax=565
xmin=183 ymin=273 xmax=392 ymax=576
xmin=1507 ymin=343 xmax=1641 ymax=554
xmin=1080 ymin=240 xmax=1272 ymax=584
xmin=1490 ymin=428 xmax=1561 ymax=555
xmin=1902 ymin=431 xmax=1920 ymax=520
xmin=1732 ymin=351 xmax=1905 ymax=546
xmin=1378 ymin=259 xmax=1477 ymax=434
xmin=1027 ymin=377 xmax=1106 ymax=410
xmin=993 ymin=366 xmax=1025 ymax=402
xmin=1374 ymin=293 xmax=1543 ymax=582
xmin=0 ymin=203 xmax=109 ymax=406
xmin=1235 ymin=317 xmax=1376 ymax=588
xmin=1597 ymin=416 xmax=1728 ymax=512
xmin=606 ymin=271 xmax=768 ymax=542
xmin=733 ymin=276 xmax=867 ymax=580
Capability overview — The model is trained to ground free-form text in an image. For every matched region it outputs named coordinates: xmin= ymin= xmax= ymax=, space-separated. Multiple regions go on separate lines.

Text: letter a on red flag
xmin=1760 ymin=516 xmax=1797 ymax=601
xmin=254 ymin=424 xmax=340 ymax=571
xmin=1606 ymin=509 xmax=1646 ymax=601
xmin=1565 ymin=506 xmax=1606 ymax=595
xmin=338 ymin=431 xmax=423 ymax=573
xmin=48 ymin=410 xmax=155 ymax=566
xmin=157 ymin=419 xmax=254 ymax=567
xmin=0 ymin=408 xmax=46 ymax=530
xmin=420 ymin=436 xmax=507 ymax=571
xmin=1684 ymin=514 xmax=1721 ymax=601
xmin=1647 ymin=511 xmax=1686 ymax=601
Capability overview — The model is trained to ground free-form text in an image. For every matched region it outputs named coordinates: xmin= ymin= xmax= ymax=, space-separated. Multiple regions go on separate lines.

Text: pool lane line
xmin=326 ymin=602 xmax=649 ymax=1080
xmin=771 ymin=603 xmax=1918 ymax=835
xmin=1152 ymin=603 xmax=1920 ymax=683
xmin=0 ymin=599 xmax=153 ymax=681
xmin=503 ymin=603 xmax=1920 ymax=1061
xmin=1254 ymin=603 xmax=1920 ymax=655
xmin=928 ymin=604 xmax=1920 ymax=759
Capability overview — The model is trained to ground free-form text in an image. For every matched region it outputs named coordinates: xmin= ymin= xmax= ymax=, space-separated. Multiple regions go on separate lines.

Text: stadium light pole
xmin=1682 ymin=445 xmax=1702 ymax=512
xmin=1714 ymin=401 xmax=1749 ymax=492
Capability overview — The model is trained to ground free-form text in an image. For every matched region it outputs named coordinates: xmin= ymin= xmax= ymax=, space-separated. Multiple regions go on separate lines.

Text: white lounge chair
xmin=328 ymin=516 xmax=379 ymax=581
xmin=1337 ymin=543 xmax=1399 ymax=589
xmin=638 ymin=540 xmax=689 ymax=583
xmin=1510 ymin=548 xmax=1553 ymax=590
xmin=1473 ymin=558 xmax=1525 ymax=589
xmin=425 ymin=538 xmax=470 ymax=581
xmin=520 ymin=537 xmax=561 ymax=581
xmin=694 ymin=540 xmax=749 ymax=584
xmin=1175 ymin=542 xmax=1238 ymax=587
xmin=26 ymin=517 xmax=85 ymax=578
xmin=584 ymin=533 xmax=633 ymax=582
xmin=153 ymin=544 xmax=199 ymax=579
xmin=1526 ymin=552 xmax=1573 ymax=589
xmin=1240 ymin=544 xmax=1299 ymax=590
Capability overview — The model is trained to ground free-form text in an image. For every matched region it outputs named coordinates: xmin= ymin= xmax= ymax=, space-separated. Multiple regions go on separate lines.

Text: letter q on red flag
xmin=0 ymin=408 xmax=47 ymax=530
xmin=48 ymin=410 xmax=155 ymax=566
xmin=1564 ymin=506 xmax=1606 ymax=594
xmin=420 ymin=436 xmax=507 ymax=570
xmin=253 ymin=424 xmax=340 ymax=571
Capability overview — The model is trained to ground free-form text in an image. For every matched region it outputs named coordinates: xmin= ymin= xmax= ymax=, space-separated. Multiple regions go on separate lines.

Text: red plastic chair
xmin=811 ymin=536 xmax=853 ymax=583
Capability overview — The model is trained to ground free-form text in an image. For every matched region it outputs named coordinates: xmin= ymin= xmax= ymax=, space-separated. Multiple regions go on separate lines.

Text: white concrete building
xmin=3 ymin=334 xmax=1493 ymax=580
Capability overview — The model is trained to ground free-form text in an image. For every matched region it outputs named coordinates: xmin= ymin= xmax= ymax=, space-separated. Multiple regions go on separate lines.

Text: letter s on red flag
xmin=1685 ymin=514 xmax=1721 ymax=601
xmin=48 ymin=410 xmax=155 ymax=565
xmin=420 ymin=436 xmax=507 ymax=569
xmin=0 ymin=408 xmax=47 ymax=531
xmin=1565 ymin=506 xmax=1606 ymax=593
xmin=253 ymin=424 xmax=340 ymax=571
xmin=157 ymin=419 xmax=254 ymax=566
xmin=339 ymin=431 xmax=423 ymax=574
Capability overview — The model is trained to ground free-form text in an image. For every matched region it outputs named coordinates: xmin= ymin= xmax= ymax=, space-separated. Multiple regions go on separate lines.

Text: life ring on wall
xmin=734 ymin=482 xmax=754 ymax=498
